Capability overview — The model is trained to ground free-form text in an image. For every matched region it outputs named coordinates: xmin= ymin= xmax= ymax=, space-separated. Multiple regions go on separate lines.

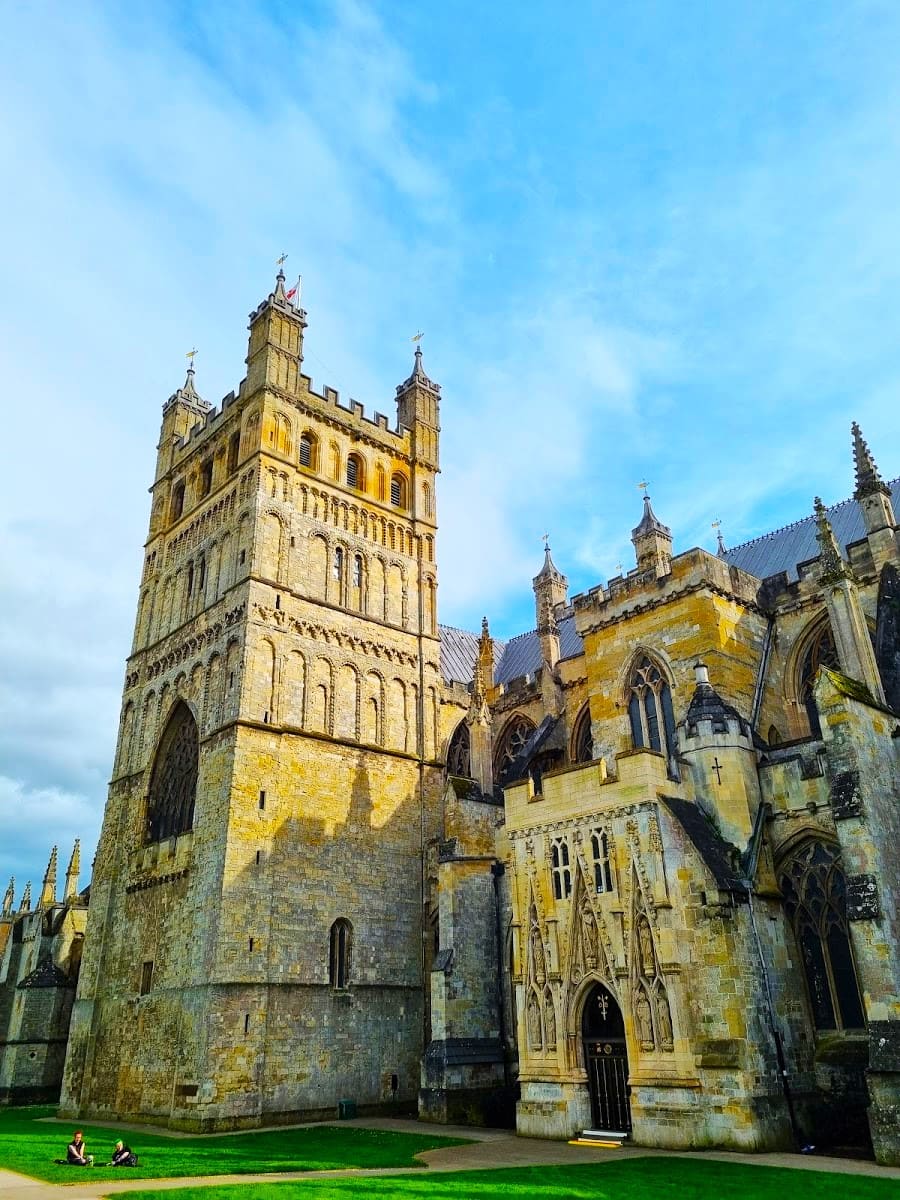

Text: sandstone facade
xmin=58 ymin=275 xmax=900 ymax=1163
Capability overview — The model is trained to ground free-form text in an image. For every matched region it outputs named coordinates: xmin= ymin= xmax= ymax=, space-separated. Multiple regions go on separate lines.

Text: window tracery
xmin=147 ymin=702 xmax=198 ymax=844
xmin=494 ymin=714 xmax=535 ymax=786
xmin=798 ymin=622 xmax=838 ymax=737
xmin=626 ymin=656 xmax=676 ymax=765
xmin=550 ymin=837 xmax=572 ymax=900
xmin=778 ymin=841 xmax=865 ymax=1031
xmin=591 ymin=829 xmax=613 ymax=894
xmin=447 ymin=721 xmax=471 ymax=778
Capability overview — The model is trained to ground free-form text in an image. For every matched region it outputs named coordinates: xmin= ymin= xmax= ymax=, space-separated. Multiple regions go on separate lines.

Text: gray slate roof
xmin=439 ymin=615 xmax=583 ymax=687
xmin=724 ymin=479 xmax=900 ymax=583
xmin=439 ymin=479 xmax=898 ymax=686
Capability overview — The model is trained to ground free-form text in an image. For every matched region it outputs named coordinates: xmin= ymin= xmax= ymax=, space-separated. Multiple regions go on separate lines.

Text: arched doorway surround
xmin=581 ymin=982 xmax=632 ymax=1132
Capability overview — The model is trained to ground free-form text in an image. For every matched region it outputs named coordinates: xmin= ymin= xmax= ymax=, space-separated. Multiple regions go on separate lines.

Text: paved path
xmin=4 ymin=1116 xmax=900 ymax=1200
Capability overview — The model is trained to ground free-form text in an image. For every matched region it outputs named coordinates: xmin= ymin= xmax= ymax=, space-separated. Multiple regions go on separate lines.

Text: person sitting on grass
xmin=108 ymin=1139 xmax=138 ymax=1167
xmin=66 ymin=1132 xmax=94 ymax=1166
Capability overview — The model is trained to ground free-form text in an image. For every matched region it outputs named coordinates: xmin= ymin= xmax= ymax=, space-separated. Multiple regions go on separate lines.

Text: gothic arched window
xmin=798 ymin=622 xmax=838 ymax=737
xmin=572 ymin=705 xmax=593 ymax=763
xmin=147 ymin=702 xmax=198 ymax=843
xmin=778 ymin=841 xmax=865 ymax=1031
xmin=591 ymin=829 xmax=614 ymax=894
xmin=447 ymin=721 xmax=471 ymax=778
xmin=329 ymin=918 xmax=352 ymax=989
xmin=494 ymin=714 xmax=535 ymax=787
xmin=626 ymin=656 xmax=676 ymax=762
xmin=550 ymin=838 xmax=572 ymax=899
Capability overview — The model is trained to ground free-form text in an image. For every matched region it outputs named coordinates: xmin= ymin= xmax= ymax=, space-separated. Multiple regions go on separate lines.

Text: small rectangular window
xmin=239 ymin=549 xmax=247 ymax=565
xmin=249 ymin=938 xmax=254 ymax=952
xmin=140 ymin=960 xmax=154 ymax=996
xmin=259 ymin=790 xmax=266 ymax=810
xmin=256 ymin=850 xmax=261 ymax=865
xmin=275 ymin=594 xmax=281 ymax=610
xmin=244 ymin=1013 xmax=250 ymax=1035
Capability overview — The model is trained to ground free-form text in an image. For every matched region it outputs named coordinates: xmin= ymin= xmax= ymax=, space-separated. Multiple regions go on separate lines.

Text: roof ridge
xmin=725 ymin=477 xmax=899 ymax=555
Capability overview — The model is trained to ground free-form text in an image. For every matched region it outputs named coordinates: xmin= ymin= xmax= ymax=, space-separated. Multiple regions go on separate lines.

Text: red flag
xmin=286 ymin=277 xmax=301 ymax=302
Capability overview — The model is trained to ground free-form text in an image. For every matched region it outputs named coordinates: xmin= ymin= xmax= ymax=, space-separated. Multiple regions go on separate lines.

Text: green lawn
xmin=0 ymin=1105 xmax=468 ymax=1186
xmin=117 ymin=1159 xmax=900 ymax=1200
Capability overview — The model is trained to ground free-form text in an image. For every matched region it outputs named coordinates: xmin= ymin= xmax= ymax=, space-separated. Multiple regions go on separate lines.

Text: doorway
xmin=582 ymin=982 xmax=631 ymax=1132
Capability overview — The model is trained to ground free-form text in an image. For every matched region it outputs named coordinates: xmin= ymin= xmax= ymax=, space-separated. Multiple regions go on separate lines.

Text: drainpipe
xmin=491 ymin=861 xmax=511 ymax=1090
xmin=745 ymin=888 xmax=802 ymax=1149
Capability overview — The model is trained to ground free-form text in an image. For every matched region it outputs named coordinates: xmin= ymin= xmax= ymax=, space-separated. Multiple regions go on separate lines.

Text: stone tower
xmin=60 ymin=271 xmax=445 ymax=1130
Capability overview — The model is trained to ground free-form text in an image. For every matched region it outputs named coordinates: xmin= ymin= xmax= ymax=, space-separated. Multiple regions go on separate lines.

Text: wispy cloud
xmin=2 ymin=1 xmax=900 ymax=893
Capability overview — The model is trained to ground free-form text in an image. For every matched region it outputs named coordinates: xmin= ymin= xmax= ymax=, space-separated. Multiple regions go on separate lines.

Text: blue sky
xmin=1 ymin=0 xmax=898 ymax=893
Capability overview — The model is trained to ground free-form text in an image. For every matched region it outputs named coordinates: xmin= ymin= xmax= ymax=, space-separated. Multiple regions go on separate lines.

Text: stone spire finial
xmin=64 ymin=840 xmax=81 ymax=904
xmin=18 ymin=881 xmax=32 ymax=914
xmin=852 ymin=422 xmax=890 ymax=500
xmin=815 ymin=496 xmax=850 ymax=583
xmin=37 ymin=846 xmax=58 ymax=911
xmin=2 ymin=877 xmax=14 ymax=917
xmin=397 ymin=344 xmax=440 ymax=396
xmin=631 ymin=492 xmax=673 ymax=574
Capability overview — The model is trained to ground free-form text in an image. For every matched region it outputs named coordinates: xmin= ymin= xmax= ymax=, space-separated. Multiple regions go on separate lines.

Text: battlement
xmin=572 ymin=546 xmax=762 ymax=634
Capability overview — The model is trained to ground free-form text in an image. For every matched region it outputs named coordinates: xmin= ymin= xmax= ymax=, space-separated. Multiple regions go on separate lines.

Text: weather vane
xmin=638 ymin=480 xmax=649 ymax=495
xmin=542 ymin=533 xmax=550 ymax=550
xmin=712 ymin=519 xmax=721 ymax=532
xmin=186 ymin=348 xmax=198 ymax=366
xmin=411 ymin=331 xmax=424 ymax=343
xmin=276 ymin=252 xmax=288 ymax=269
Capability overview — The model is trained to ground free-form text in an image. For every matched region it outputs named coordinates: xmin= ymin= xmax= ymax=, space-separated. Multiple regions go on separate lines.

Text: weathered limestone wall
xmin=818 ymin=671 xmax=900 ymax=1164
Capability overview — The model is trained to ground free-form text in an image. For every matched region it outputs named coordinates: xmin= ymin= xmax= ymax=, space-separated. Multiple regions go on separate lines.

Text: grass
xmin=116 ymin=1159 xmax=900 ymax=1200
xmin=0 ymin=1105 xmax=468 ymax=1186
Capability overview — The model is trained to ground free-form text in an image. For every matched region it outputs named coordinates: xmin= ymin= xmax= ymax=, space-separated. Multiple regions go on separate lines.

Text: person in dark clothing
xmin=66 ymin=1132 xmax=93 ymax=1166
xmin=109 ymin=1140 xmax=138 ymax=1167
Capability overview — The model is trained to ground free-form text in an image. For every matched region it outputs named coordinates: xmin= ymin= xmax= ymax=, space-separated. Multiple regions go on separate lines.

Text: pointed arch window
xmin=171 ymin=481 xmax=185 ymax=523
xmin=627 ymin=656 xmax=676 ymax=763
xmin=798 ymin=622 xmax=838 ymax=737
xmin=147 ymin=702 xmax=198 ymax=843
xmin=333 ymin=547 xmax=344 ymax=581
xmin=494 ymin=714 xmax=535 ymax=787
xmin=447 ymin=721 xmax=472 ymax=778
xmin=591 ymin=829 xmax=614 ymax=894
xmin=329 ymin=918 xmax=352 ymax=989
xmin=550 ymin=837 xmax=572 ymax=900
xmin=572 ymin=705 xmax=593 ymax=763
xmin=778 ymin=840 xmax=865 ymax=1031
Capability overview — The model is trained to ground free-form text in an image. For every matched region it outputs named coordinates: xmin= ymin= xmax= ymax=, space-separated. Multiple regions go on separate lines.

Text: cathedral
xmin=47 ymin=271 xmax=900 ymax=1164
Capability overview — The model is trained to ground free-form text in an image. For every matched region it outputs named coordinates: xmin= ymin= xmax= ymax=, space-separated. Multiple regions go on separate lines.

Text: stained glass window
xmin=779 ymin=841 xmax=865 ymax=1031
xmin=447 ymin=721 xmax=471 ymax=778
xmin=494 ymin=715 xmax=534 ymax=786
xmin=147 ymin=702 xmax=198 ymax=843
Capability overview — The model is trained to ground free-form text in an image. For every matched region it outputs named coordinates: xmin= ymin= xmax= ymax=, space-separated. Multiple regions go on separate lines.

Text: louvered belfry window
xmin=147 ymin=702 xmax=198 ymax=843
